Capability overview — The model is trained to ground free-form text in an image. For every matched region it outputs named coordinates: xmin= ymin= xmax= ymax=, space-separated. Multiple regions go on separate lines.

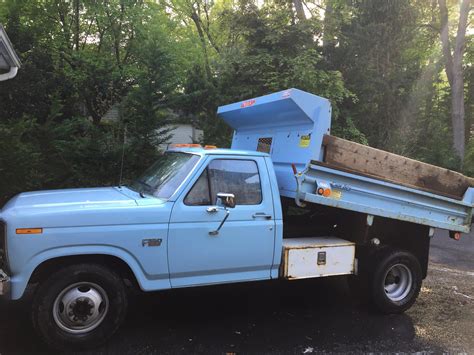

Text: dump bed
xmin=218 ymin=88 xmax=474 ymax=232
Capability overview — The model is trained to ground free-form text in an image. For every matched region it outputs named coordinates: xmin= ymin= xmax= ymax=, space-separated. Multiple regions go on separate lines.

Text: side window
xmin=184 ymin=169 xmax=211 ymax=206
xmin=184 ymin=159 xmax=263 ymax=206
xmin=208 ymin=159 xmax=262 ymax=205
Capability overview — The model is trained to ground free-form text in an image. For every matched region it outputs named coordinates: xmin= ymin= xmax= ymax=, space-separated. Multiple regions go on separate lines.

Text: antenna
xmin=118 ymin=126 xmax=127 ymax=187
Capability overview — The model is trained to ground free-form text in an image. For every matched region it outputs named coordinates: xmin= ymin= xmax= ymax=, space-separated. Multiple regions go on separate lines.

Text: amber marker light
xmin=16 ymin=228 xmax=43 ymax=234
xmin=171 ymin=143 xmax=202 ymax=148
xmin=323 ymin=188 xmax=331 ymax=197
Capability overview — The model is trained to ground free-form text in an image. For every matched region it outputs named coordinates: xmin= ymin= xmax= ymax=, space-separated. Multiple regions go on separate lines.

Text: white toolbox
xmin=281 ymin=237 xmax=355 ymax=279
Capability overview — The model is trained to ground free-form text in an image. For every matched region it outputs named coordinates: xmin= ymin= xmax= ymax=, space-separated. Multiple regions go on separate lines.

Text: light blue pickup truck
xmin=1 ymin=89 xmax=473 ymax=349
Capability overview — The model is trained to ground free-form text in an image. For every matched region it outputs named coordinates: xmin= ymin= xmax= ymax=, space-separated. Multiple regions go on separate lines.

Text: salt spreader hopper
xmin=218 ymin=89 xmax=332 ymax=198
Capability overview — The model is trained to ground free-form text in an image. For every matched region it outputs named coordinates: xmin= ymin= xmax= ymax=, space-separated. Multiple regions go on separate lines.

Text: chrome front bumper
xmin=0 ymin=269 xmax=10 ymax=297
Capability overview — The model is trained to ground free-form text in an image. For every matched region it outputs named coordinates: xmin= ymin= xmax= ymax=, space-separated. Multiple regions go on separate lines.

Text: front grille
xmin=0 ymin=221 xmax=6 ymax=271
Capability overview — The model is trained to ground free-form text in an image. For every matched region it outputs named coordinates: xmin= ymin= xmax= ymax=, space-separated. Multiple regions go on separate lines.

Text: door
xmin=168 ymin=156 xmax=276 ymax=287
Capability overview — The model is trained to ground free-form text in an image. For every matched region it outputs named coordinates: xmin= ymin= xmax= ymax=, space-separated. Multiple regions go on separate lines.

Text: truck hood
xmin=2 ymin=187 xmax=136 ymax=210
xmin=0 ymin=187 xmax=171 ymax=229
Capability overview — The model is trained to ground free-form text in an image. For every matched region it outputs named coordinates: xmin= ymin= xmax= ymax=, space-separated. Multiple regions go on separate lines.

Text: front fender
xmin=10 ymin=245 xmax=171 ymax=300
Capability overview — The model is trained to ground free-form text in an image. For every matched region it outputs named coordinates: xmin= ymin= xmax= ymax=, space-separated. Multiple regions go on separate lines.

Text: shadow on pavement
xmin=0 ymin=276 xmax=445 ymax=354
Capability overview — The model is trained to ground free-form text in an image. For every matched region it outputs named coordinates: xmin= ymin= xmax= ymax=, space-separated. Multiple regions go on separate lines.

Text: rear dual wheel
xmin=350 ymin=248 xmax=422 ymax=314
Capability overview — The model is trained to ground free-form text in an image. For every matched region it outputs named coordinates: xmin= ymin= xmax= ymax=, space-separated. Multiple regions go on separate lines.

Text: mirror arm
xmin=209 ymin=209 xmax=230 ymax=236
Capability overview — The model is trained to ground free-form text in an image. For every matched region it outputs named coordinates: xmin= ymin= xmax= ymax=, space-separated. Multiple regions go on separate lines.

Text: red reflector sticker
xmin=241 ymin=99 xmax=256 ymax=108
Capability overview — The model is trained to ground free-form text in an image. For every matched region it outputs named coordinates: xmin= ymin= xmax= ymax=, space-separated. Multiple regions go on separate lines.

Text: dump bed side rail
xmin=298 ymin=164 xmax=474 ymax=233
xmin=321 ymin=135 xmax=474 ymax=200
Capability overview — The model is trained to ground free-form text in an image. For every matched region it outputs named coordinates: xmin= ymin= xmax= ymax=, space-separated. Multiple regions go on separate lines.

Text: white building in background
xmin=160 ymin=123 xmax=204 ymax=150
xmin=102 ymin=105 xmax=203 ymax=150
xmin=0 ymin=24 xmax=21 ymax=81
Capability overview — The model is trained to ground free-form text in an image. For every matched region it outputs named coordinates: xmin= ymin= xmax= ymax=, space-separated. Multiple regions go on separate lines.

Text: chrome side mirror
xmin=208 ymin=193 xmax=235 ymax=236
xmin=217 ymin=192 xmax=236 ymax=209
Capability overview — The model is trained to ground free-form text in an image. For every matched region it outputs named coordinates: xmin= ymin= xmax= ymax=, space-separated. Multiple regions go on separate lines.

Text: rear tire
xmin=32 ymin=263 xmax=128 ymax=350
xmin=371 ymin=249 xmax=422 ymax=314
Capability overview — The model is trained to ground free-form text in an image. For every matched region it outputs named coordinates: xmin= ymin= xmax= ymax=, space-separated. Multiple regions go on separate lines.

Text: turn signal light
xmin=317 ymin=187 xmax=331 ymax=197
xmin=16 ymin=228 xmax=43 ymax=235
xmin=204 ymin=145 xmax=217 ymax=149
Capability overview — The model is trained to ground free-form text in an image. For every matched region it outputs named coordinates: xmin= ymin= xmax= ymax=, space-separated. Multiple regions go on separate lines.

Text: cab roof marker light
xmin=170 ymin=144 xmax=202 ymax=148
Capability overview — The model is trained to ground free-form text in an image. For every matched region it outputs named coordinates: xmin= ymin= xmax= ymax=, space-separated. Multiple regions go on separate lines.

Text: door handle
xmin=252 ymin=213 xmax=272 ymax=220
xmin=206 ymin=206 xmax=220 ymax=213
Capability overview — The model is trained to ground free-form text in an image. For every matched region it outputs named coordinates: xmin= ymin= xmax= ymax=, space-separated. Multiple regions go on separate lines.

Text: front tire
xmin=32 ymin=263 xmax=128 ymax=350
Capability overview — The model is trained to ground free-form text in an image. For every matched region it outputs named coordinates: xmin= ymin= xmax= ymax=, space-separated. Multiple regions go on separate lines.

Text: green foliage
xmin=0 ymin=0 xmax=182 ymax=203
xmin=334 ymin=0 xmax=435 ymax=149
xmin=465 ymin=140 xmax=474 ymax=177
xmin=0 ymin=119 xmax=40 ymax=202
xmin=0 ymin=0 xmax=472 ymax=204
xmin=181 ymin=2 xmax=360 ymax=146
xmin=464 ymin=30 xmax=474 ymax=176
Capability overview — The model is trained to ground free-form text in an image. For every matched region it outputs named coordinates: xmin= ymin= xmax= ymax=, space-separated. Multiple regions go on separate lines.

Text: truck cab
xmin=0 ymin=148 xmax=284 ymax=298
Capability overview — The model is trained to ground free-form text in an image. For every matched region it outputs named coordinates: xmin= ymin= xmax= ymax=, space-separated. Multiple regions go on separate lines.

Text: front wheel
xmin=32 ymin=263 xmax=128 ymax=350
xmin=371 ymin=249 xmax=422 ymax=314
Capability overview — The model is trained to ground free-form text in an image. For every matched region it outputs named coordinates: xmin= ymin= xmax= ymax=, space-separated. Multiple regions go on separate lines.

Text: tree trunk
xmin=190 ymin=10 xmax=212 ymax=80
xmin=74 ymin=0 xmax=80 ymax=51
xmin=323 ymin=1 xmax=335 ymax=49
xmin=293 ymin=0 xmax=306 ymax=21
xmin=438 ymin=0 xmax=471 ymax=163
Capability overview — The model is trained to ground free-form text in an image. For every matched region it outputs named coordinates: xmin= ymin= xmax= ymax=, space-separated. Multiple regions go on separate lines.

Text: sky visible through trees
xmin=0 ymin=0 xmax=472 ymax=204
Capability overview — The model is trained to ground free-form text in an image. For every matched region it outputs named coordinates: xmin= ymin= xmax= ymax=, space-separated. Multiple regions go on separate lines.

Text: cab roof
xmin=167 ymin=147 xmax=269 ymax=157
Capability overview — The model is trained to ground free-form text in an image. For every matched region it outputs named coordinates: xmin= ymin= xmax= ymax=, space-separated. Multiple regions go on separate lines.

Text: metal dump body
xmin=297 ymin=163 xmax=474 ymax=232
xmin=218 ymin=89 xmax=474 ymax=233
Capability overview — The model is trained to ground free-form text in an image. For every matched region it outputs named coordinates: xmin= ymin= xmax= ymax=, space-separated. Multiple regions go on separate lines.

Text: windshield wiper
xmin=134 ymin=179 xmax=152 ymax=189
xmin=132 ymin=179 xmax=154 ymax=198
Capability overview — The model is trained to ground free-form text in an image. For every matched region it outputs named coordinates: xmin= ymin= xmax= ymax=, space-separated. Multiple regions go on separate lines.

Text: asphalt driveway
xmin=1 ymin=228 xmax=473 ymax=354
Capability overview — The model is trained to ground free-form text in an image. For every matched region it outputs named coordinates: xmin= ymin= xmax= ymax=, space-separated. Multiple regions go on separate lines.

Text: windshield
xmin=129 ymin=152 xmax=201 ymax=200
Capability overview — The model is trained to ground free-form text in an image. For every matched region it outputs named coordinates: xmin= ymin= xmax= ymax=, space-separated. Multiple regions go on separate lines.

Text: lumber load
xmin=316 ymin=135 xmax=474 ymax=200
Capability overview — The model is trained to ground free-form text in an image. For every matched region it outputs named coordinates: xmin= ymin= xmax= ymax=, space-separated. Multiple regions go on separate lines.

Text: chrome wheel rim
xmin=53 ymin=282 xmax=109 ymax=334
xmin=384 ymin=264 xmax=413 ymax=302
